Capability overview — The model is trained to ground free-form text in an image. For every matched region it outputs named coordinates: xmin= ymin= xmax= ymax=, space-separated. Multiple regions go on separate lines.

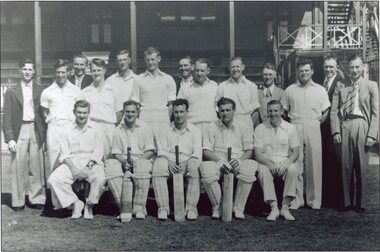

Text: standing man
xmin=177 ymin=58 xmax=218 ymax=136
xmin=255 ymin=101 xmax=300 ymax=221
xmin=200 ymin=97 xmax=258 ymax=219
xmin=3 ymin=59 xmax=46 ymax=211
xmin=321 ymin=56 xmax=345 ymax=209
xmin=153 ymin=99 xmax=202 ymax=220
xmin=130 ymin=47 xmax=177 ymax=138
xmin=105 ymin=100 xmax=155 ymax=220
xmin=257 ymin=63 xmax=284 ymax=122
xmin=68 ymin=54 xmax=93 ymax=90
xmin=81 ymin=58 xmax=123 ymax=159
xmin=107 ymin=49 xmax=138 ymax=104
xmin=216 ymin=57 xmax=261 ymax=132
xmin=281 ymin=58 xmax=330 ymax=210
xmin=330 ymin=55 xmax=378 ymax=213
xmin=48 ymin=100 xmax=106 ymax=219
xmin=176 ymin=56 xmax=194 ymax=94
xmin=41 ymin=59 xmax=82 ymax=172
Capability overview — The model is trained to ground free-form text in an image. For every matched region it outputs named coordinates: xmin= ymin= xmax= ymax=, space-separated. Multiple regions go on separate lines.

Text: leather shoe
xmin=12 ymin=206 xmax=25 ymax=212
xmin=29 ymin=204 xmax=45 ymax=210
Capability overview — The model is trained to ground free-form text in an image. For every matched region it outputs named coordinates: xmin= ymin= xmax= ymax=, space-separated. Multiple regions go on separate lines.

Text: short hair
xmin=229 ymin=56 xmax=244 ymax=66
xmin=144 ymin=47 xmax=160 ymax=57
xmin=267 ymin=100 xmax=283 ymax=109
xmin=179 ymin=56 xmax=194 ymax=65
xmin=323 ymin=55 xmax=338 ymax=64
xmin=116 ymin=49 xmax=130 ymax=57
xmin=217 ymin=97 xmax=236 ymax=110
xmin=19 ymin=59 xmax=35 ymax=69
xmin=54 ymin=59 xmax=69 ymax=70
xmin=348 ymin=54 xmax=363 ymax=63
xmin=74 ymin=100 xmax=90 ymax=111
xmin=72 ymin=53 xmax=88 ymax=64
xmin=262 ymin=62 xmax=276 ymax=72
xmin=195 ymin=58 xmax=210 ymax=68
xmin=297 ymin=58 xmax=314 ymax=70
xmin=123 ymin=100 xmax=140 ymax=111
xmin=173 ymin=98 xmax=189 ymax=111
xmin=90 ymin=58 xmax=107 ymax=68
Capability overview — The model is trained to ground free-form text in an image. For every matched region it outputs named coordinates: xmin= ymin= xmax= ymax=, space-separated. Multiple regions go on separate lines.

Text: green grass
xmin=2 ymin=151 xmax=380 ymax=251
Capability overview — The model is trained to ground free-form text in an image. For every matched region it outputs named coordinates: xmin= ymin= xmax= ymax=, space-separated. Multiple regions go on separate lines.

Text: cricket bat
xmin=120 ymin=147 xmax=133 ymax=222
xmin=173 ymin=145 xmax=185 ymax=222
xmin=222 ymin=147 xmax=233 ymax=222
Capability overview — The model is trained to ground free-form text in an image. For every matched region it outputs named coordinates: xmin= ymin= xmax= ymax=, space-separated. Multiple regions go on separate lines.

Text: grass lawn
xmin=1 ymin=151 xmax=380 ymax=251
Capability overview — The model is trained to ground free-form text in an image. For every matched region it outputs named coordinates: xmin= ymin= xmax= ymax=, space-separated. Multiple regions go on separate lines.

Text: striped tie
xmin=323 ymin=78 xmax=329 ymax=91
xmin=266 ymin=88 xmax=272 ymax=98
xmin=343 ymin=82 xmax=359 ymax=116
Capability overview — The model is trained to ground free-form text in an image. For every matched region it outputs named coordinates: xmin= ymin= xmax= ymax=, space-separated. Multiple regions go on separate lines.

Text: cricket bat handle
xmin=127 ymin=147 xmax=132 ymax=173
xmin=175 ymin=145 xmax=179 ymax=165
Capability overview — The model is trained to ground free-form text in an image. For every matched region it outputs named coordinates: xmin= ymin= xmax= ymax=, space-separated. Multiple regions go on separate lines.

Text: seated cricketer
xmin=105 ymin=100 xmax=155 ymax=220
xmin=152 ymin=98 xmax=202 ymax=221
xmin=48 ymin=100 xmax=106 ymax=219
xmin=200 ymin=97 xmax=258 ymax=220
xmin=254 ymin=100 xmax=300 ymax=221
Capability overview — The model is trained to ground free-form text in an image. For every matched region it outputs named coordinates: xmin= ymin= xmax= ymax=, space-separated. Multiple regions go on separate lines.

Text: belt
xmin=344 ymin=114 xmax=365 ymax=121
xmin=22 ymin=120 xmax=34 ymax=123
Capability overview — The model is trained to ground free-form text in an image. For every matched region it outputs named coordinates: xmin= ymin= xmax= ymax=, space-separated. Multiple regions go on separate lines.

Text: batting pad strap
xmin=152 ymin=157 xmax=170 ymax=177
xmin=236 ymin=160 xmax=258 ymax=183
xmin=104 ymin=159 xmax=124 ymax=180
xmin=133 ymin=159 xmax=153 ymax=179
xmin=199 ymin=161 xmax=220 ymax=184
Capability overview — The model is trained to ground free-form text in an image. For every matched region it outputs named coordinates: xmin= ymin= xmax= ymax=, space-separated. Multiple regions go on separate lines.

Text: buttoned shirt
xmin=81 ymin=81 xmax=123 ymax=124
xmin=156 ymin=122 xmax=202 ymax=163
xmin=130 ymin=70 xmax=177 ymax=122
xmin=111 ymin=120 xmax=155 ymax=160
xmin=216 ymin=76 xmax=260 ymax=115
xmin=107 ymin=70 xmax=138 ymax=103
xmin=40 ymin=81 xmax=82 ymax=124
xmin=323 ymin=73 xmax=337 ymax=92
xmin=74 ymin=74 xmax=85 ymax=88
xmin=281 ymin=81 xmax=330 ymax=123
xmin=21 ymin=80 xmax=35 ymax=121
xmin=254 ymin=119 xmax=299 ymax=163
xmin=58 ymin=120 xmax=104 ymax=168
xmin=351 ymin=78 xmax=364 ymax=117
xmin=203 ymin=120 xmax=254 ymax=161
xmin=180 ymin=76 xmax=193 ymax=86
xmin=177 ymin=78 xmax=218 ymax=124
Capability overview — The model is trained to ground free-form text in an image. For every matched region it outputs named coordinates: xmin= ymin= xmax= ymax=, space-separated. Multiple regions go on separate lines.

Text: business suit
xmin=3 ymin=82 xmax=47 ymax=207
xmin=330 ymin=77 xmax=379 ymax=209
xmin=68 ymin=74 xmax=93 ymax=90
xmin=321 ymin=74 xmax=345 ymax=208
xmin=257 ymin=84 xmax=284 ymax=122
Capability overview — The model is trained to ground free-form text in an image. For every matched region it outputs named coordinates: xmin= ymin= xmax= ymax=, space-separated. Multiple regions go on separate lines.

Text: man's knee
xmin=186 ymin=158 xmax=201 ymax=178
xmin=104 ymin=159 xmax=123 ymax=180
xmin=92 ymin=165 xmax=106 ymax=184
xmin=133 ymin=159 xmax=153 ymax=179
xmin=152 ymin=157 xmax=169 ymax=177
xmin=199 ymin=161 xmax=219 ymax=184
xmin=236 ymin=160 xmax=257 ymax=183
xmin=286 ymin=163 xmax=299 ymax=176
xmin=257 ymin=164 xmax=272 ymax=177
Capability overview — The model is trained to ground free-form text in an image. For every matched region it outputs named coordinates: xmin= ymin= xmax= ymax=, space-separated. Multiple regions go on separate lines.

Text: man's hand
xmin=71 ymin=167 xmax=88 ymax=181
xmin=122 ymin=159 xmax=134 ymax=172
xmin=221 ymin=161 xmax=233 ymax=174
xmin=229 ymin=158 xmax=240 ymax=173
xmin=86 ymin=160 xmax=96 ymax=169
xmin=168 ymin=160 xmax=183 ymax=174
xmin=268 ymin=162 xmax=280 ymax=175
xmin=277 ymin=160 xmax=291 ymax=176
xmin=333 ymin=134 xmax=342 ymax=144
xmin=8 ymin=140 xmax=17 ymax=152
xmin=365 ymin=137 xmax=376 ymax=148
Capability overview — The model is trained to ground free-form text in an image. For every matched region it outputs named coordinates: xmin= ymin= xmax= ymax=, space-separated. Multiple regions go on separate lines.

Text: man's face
xmin=349 ymin=58 xmax=364 ymax=81
xmin=173 ymin=104 xmax=188 ymax=124
xmin=91 ymin=64 xmax=106 ymax=82
xmin=229 ymin=59 xmax=245 ymax=80
xmin=323 ymin=59 xmax=337 ymax=79
xmin=267 ymin=103 xmax=283 ymax=126
xmin=123 ymin=104 xmax=138 ymax=125
xmin=297 ymin=64 xmax=313 ymax=85
xmin=20 ymin=63 xmax=35 ymax=82
xmin=262 ymin=68 xmax=276 ymax=87
xmin=179 ymin=58 xmax=194 ymax=79
xmin=74 ymin=106 xmax=90 ymax=125
xmin=56 ymin=66 xmax=68 ymax=85
xmin=194 ymin=62 xmax=210 ymax=84
xmin=73 ymin=57 xmax=87 ymax=77
xmin=117 ymin=53 xmax=131 ymax=72
xmin=145 ymin=53 xmax=161 ymax=72
xmin=219 ymin=103 xmax=235 ymax=125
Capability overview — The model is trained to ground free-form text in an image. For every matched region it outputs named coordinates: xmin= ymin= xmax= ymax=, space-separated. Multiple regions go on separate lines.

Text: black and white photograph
xmin=1 ymin=0 xmax=379 ymax=251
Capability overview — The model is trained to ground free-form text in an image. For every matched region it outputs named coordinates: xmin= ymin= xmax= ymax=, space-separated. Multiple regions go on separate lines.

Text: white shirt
xmin=107 ymin=70 xmax=138 ymax=104
xmin=351 ymin=78 xmax=364 ymax=117
xmin=264 ymin=84 xmax=275 ymax=98
xmin=74 ymin=74 xmax=85 ymax=88
xmin=21 ymin=80 xmax=35 ymax=121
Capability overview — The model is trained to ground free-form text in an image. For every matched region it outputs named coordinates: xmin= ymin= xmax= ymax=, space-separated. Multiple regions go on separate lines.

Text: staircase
xmin=327 ymin=1 xmax=353 ymax=25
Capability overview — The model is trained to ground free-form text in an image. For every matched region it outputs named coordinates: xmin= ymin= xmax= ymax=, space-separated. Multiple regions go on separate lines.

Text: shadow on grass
xmin=1 ymin=192 xmax=12 ymax=208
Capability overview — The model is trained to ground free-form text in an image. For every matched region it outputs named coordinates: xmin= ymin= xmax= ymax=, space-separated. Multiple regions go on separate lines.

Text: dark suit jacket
xmin=68 ymin=74 xmax=93 ymax=90
xmin=257 ymin=84 xmax=284 ymax=122
xmin=3 ymin=82 xmax=46 ymax=146
xmin=322 ymin=73 xmax=346 ymax=126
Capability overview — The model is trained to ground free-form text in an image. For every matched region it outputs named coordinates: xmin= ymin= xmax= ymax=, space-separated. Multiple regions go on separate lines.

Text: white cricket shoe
xmin=71 ymin=200 xmax=84 ymax=219
xmin=266 ymin=208 xmax=280 ymax=221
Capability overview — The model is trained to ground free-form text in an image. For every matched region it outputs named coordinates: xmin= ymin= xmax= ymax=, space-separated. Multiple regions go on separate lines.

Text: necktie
xmin=266 ymin=88 xmax=272 ymax=98
xmin=343 ymin=82 xmax=359 ymax=116
xmin=323 ymin=78 xmax=329 ymax=91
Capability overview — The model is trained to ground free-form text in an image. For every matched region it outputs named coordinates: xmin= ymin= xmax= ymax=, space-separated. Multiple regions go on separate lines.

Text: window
xmin=89 ymin=7 xmax=112 ymax=46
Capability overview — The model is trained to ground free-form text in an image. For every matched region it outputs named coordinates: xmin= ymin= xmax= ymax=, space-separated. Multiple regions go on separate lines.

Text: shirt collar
xmin=116 ymin=70 xmax=136 ymax=81
xmin=351 ymin=77 xmax=362 ymax=86
xmin=21 ymin=80 xmax=33 ymax=88
xmin=264 ymin=118 xmax=286 ymax=130
xmin=181 ymin=75 xmax=193 ymax=83
xmin=218 ymin=119 xmax=237 ymax=130
xmin=121 ymin=119 xmax=142 ymax=129
xmin=191 ymin=77 xmax=210 ymax=87
xmin=264 ymin=84 xmax=275 ymax=92
xmin=296 ymin=80 xmax=316 ymax=87
xmin=228 ymin=75 xmax=247 ymax=84
xmin=143 ymin=69 xmax=164 ymax=77
xmin=72 ymin=119 xmax=94 ymax=132
xmin=324 ymin=73 xmax=337 ymax=83
xmin=170 ymin=122 xmax=191 ymax=134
